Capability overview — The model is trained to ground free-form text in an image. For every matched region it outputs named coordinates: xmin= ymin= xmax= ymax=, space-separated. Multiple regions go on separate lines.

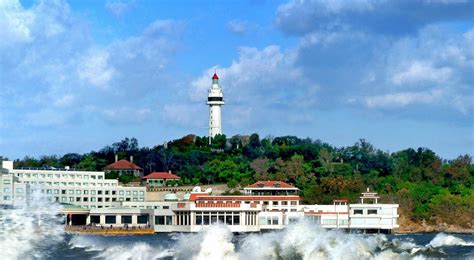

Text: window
xmin=98 ymin=191 xmax=102 ymax=195
xmin=368 ymin=209 xmax=377 ymax=215
xmin=112 ymin=191 xmax=116 ymax=195
xmin=83 ymin=197 xmax=88 ymax=202
xmin=91 ymin=190 xmax=96 ymax=195
xmin=126 ymin=191 xmax=131 ymax=195
xmin=163 ymin=206 xmax=169 ymax=209
xmin=91 ymin=197 xmax=96 ymax=202
xmin=233 ymin=215 xmax=240 ymax=225
xmin=139 ymin=191 xmax=144 ymax=196
xmin=90 ymin=215 xmax=100 ymax=224
xmin=76 ymin=190 xmax=81 ymax=195
xmin=98 ymin=198 xmax=102 ymax=202
xmin=16 ymin=188 xmax=23 ymax=193
xmin=119 ymin=191 xmax=124 ymax=195
xmin=354 ymin=209 xmax=363 ymax=215
xmin=105 ymin=191 xmax=109 ymax=195
xmin=133 ymin=191 xmax=138 ymax=196
xmin=137 ymin=215 xmax=148 ymax=224
xmin=84 ymin=190 xmax=89 ymax=195
xmin=105 ymin=216 xmax=116 ymax=224
xmin=76 ymin=197 xmax=81 ymax=202
xmin=122 ymin=215 xmax=132 ymax=224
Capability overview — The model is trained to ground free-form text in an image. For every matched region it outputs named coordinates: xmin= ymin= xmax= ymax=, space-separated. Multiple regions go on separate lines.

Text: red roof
xmin=246 ymin=181 xmax=297 ymax=189
xmin=143 ymin=172 xmax=180 ymax=179
xmin=189 ymin=194 xmax=300 ymax=201
xmin=105 ymin=159 xmax=142 ymax=170
xmin=212 ymin=73 xmax=219 ymax=79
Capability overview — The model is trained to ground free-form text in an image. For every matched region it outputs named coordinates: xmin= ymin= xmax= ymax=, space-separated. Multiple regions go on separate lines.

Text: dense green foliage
xmin=4 ymin=135 xmax=473 ymax=227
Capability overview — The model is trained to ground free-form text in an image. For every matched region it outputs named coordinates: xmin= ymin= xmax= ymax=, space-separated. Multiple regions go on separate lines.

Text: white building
xmin=1 ymin=161 xmax=146 ymax=209
xmin=207 ymin=73 xmax=224 ymax=143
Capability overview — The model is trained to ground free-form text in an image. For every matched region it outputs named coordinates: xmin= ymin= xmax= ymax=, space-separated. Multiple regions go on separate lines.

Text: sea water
xmin=1 ymin=193 xmax=473 ymax=259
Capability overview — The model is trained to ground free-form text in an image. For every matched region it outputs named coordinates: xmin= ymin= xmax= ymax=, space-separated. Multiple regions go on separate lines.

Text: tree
xmin=250 ymin=158 xmax=272 ymax=181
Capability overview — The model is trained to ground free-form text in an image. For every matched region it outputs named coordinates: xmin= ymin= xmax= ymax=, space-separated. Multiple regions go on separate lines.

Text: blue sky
xmin=0 ymin=0 xmax=473 ymax=160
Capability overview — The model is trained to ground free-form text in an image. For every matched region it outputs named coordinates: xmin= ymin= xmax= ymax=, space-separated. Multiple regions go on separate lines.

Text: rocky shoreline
xmin=394 ymin=216 xmax=474 ymax=234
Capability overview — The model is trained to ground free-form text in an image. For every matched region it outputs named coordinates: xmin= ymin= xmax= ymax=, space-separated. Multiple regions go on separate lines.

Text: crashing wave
xmin=427 ymin=233 xmax=474 ymax=248
xmin=0 ymin=188 xmax=64 ymax=259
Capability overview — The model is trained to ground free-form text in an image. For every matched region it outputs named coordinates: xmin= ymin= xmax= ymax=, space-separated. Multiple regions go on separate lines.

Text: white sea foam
xmin=427 ymin=233 xmax=474 ymax=248
xmin=98 ymin=242 xmax=174 ymax=260
xmin=173 ymin=224 xmax=238 ymax=260
xmin=0 ymin=188 xmax=64 ymax=259
xmin=238 ymin=221 xmax=389 ymax=260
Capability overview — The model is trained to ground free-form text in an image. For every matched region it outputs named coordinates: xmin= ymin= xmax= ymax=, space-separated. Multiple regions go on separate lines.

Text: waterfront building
xmin=104 ymin=156 xmax=143 ymax=178
xmin=207 ymin=73 xmax=225 ymax=143
xmin=1 ymin=160 xmax=399 ymax=233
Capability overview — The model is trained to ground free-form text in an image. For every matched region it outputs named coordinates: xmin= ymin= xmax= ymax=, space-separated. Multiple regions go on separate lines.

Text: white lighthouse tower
xmin=207 ymin=73 xmax=224 ymax=143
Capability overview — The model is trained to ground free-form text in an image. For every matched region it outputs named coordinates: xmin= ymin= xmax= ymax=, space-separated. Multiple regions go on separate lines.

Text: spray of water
xmin=0 ymin=187 xmax=64 ymax=259
xmin=427 ymin=233 xmax=474 ymax=248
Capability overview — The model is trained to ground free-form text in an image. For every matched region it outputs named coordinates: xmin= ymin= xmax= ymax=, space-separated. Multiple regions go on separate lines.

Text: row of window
xmin=16 ymin=172 xmax=104 ymax=180
xmin=353 ymin=209 xmax=378 ymax=215
xmin=55 ymin=197 xmax=145 ymax=203
xmin=92 ymin=215 xmax=149 ymax=224
xmin=44 ymin=189 xmax=144 ymax=196
xmin=22 ymin=181 xmax=116 ymax=187
xmin=259 ymin=216 xmax=279 ymax=226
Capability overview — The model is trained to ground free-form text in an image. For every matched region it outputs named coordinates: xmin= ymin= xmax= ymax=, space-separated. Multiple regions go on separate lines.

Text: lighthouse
xmin=207 ymin=73 xmax=224 ymax=143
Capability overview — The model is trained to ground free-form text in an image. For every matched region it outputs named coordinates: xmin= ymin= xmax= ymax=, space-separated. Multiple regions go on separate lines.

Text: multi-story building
xmin=1 ymin=160 xmax=145 ymax=209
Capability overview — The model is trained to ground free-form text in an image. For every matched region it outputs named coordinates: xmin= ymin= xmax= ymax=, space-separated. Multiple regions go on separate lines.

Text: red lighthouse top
xmin=212 ymin=73 xmax=219 ymax=79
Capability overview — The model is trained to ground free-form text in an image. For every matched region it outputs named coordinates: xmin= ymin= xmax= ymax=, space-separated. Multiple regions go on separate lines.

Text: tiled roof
xmin=189 ymin=194 xmax=300 ymax=201
xmin=212 ymin=73 xmax=219 ymax=79
xmin=245 ymin=181 xmax=297 ymax=189
xmin=105 ymin=159 xmax=142 ymax=170
xmin=143 ymin=172 xmax=180 ymax=179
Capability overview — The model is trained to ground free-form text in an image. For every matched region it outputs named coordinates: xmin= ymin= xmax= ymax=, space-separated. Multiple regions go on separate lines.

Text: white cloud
xmin=227 ymin=20 xmax=247 ymax=34
xmin=54 ymin=94 xmax=75 ymax=107
xmin=0 ymin=0 xmax=34 ymax=47
xmin=105 ymin=0 xmax=135 ymax=16
xmin=390 ymin=61 xmax=453 ymax=85
xmin=77 ymin=50 xmax=116 ymax=88
xmin=102 ymin=107 xmax=152 ymax=123
xmin=364 ymin=89 xmax=444 ymax=108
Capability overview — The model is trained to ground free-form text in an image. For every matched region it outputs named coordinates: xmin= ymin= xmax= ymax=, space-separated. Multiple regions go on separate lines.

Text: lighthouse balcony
xmin=207 ymin=97 xmax=223 ymax=102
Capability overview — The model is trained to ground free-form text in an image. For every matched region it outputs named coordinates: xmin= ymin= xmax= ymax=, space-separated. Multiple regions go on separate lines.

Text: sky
xmin=0 ymin=0 xmax=473 ymax=160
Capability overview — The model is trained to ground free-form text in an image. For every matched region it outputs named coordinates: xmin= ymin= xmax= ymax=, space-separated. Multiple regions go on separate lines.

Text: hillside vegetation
xmin=5 ymin=134 xmax=473 ymax=228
